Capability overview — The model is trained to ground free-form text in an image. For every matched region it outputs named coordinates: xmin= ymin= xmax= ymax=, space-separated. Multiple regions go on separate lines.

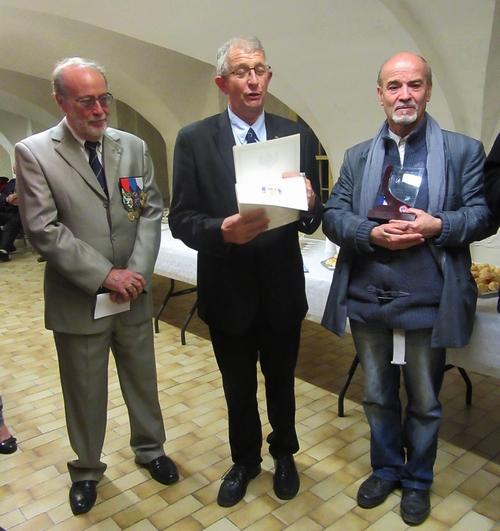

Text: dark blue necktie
xmin=85 ymin=141 xmax=107 ymax=193
xmin=245 ymin=128 xmax=258 ymax=143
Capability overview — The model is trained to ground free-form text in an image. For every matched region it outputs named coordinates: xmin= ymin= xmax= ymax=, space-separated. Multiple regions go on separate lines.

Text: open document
xmin=233 ymin=134 xmax=308 ymax=230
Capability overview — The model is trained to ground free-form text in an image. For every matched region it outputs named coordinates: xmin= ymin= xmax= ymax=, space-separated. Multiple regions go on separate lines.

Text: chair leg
xmin=445 ymin=364 xmax=473 ymax=405
xmin=154 ymin=279 xmax=175 ymax=333
xmin=181 ymin=299 xmax=198 ymax=345
xmin=338 ymin=354 xmax=360 ymax=417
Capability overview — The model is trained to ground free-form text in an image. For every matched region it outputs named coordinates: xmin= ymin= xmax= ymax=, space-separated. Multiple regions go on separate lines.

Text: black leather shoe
xmin=400 ymin=488 xmax=430 ymax=525
xmin=0 ymin=436 xmax=17 ymax=454
xmin=142 ymin=455 xmax=179 ymax=485
xmin=217 ymin=464 xmax=261 ymax=507
xmin=273 ymin=455 xmax=300 ymax=500
xmin=69 ymin=480 xmax=97 ymax=515
xmin=357 ymin=474 xmax=400 ymax=508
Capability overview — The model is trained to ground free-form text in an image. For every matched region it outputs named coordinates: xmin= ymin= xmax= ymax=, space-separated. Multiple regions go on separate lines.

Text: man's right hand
xmin=369 ymin=222 xmax=425 ymax=250
xmin=102 ymin=268 xmax=146 ymax=303
xmin=221 ymin=209 xmax=269 ymax=244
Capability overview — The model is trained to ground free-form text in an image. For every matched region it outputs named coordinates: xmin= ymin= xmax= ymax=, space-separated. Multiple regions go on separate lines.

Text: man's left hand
xmin=385 ymin=208 xmax=443 ymax=239
xmin=102 ymin=268 xmax=146 ymax=303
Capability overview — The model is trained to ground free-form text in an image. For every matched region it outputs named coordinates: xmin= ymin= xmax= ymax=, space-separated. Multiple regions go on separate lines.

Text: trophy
xmin=367 ymin=165 xmax=423 ymax=222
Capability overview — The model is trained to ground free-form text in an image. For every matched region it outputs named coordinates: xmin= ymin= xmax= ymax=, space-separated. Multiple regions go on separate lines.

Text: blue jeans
xmin=350 ymin=320 xmax=446 ymax=490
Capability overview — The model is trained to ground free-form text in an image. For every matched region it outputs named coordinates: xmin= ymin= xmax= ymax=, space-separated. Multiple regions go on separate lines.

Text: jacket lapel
xmin=214 ymin=110 xmax=237 ymax=180
xmin=265 ymin=113 xmax=282 ymax=141
xmin=52 ymin=121 xmax=106 ymax=198
xmin=102 ymin=131 xmax=123 ymax=200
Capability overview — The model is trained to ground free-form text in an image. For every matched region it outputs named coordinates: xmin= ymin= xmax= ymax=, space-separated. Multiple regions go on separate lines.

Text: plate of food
xmin=321 ymin=254 xmax=338 ymax=270
xmin=471 ymin=262 xmax=500 ymax=298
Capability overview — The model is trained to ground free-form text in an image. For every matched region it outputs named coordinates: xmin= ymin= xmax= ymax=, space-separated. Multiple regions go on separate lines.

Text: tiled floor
xmin=1 ymin=243 xmax=500 ymax=530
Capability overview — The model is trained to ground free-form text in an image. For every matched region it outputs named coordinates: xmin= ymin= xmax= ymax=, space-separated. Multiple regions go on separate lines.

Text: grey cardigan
xmin=321 ymin=128 xmax=498 ymax=348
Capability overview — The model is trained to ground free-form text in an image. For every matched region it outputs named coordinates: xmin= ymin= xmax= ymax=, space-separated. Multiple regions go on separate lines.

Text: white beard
xmin=392 ymin=107 xmax=418 ymax=125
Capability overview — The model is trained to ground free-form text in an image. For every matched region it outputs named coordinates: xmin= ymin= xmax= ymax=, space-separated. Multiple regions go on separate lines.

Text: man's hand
xmin=283 ymin=172 xmax=317 ymax=211
xmin=369 ymin=208 xmax=443 ymax=250
xmin=6 ymin=193 xmax=18 ymax=206
xmin=102 ymin=268 xmax=146 ymax=303
xmin=221 ymin=209 xmax=269 ymax=244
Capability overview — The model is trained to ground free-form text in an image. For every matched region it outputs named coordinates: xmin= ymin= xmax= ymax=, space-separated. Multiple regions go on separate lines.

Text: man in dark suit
xmin=169 ymin=36 xmax=322 ymax=507
xmin=15 ymin=57 xmax=178 ymax=515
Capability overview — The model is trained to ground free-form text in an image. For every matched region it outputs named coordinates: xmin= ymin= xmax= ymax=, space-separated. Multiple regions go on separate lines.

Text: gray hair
xmin=377 ymin=54 xmax=432 ymax=87
xmin=216 ymin=37 xmax=266 ymax=76
xmin=52 ymin=57 xmax=107 ymax=96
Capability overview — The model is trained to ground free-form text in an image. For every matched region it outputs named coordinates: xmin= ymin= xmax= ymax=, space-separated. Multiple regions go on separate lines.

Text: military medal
xmin=119 ymin=177 xmax=145 ymax=221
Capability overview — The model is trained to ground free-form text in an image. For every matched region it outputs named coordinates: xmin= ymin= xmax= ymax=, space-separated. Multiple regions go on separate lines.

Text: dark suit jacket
xmin=484 ymin=132 xmax=500 ymax=215
xmin=169 ymin=110 xmax=322 ymax=334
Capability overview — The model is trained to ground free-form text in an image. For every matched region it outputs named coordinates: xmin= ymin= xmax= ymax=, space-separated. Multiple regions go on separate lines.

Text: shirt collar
xmin=227 ymin=106 xmax=267 ymax=144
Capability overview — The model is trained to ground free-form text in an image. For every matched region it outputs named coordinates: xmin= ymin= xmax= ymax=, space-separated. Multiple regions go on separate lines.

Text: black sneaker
xmin=0 ymin=250 xmax=10 ymax=262
xmin=357 ymin=474 xmax=400 ymax=508
xmin=400 ymin=488 xmax=430 ymax=525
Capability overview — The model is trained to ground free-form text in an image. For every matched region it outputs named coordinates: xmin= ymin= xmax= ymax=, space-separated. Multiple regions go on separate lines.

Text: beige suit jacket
xmin=15 ymin=120 xmax=163 ymax=334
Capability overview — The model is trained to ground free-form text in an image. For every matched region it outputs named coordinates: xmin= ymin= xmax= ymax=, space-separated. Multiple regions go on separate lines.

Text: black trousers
xmin=0 ymin=211 xmax=22 ymax=251
xmin=209 ymin=319 xmax=301 ymax=467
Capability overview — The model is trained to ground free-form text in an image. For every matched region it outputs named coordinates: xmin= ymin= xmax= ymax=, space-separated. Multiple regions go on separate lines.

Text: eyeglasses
xmin=65 ymin=92 xmax=114 ymax=110
xmin=226 ymin=65 xmax=271 ymax=79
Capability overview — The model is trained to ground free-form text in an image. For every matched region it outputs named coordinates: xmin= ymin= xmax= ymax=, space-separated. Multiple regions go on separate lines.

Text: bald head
xmin=377 ymin=53 xmax=432 ymax=87
xmin=376 ymin=52 xmax=433 ymax=137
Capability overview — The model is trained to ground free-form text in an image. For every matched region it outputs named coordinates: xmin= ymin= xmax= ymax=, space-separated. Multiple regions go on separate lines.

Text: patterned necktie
xmin=245 ymin=128 xmax=258 ymax=143
xmin=85 ymin=141 xmax=107 ymax=193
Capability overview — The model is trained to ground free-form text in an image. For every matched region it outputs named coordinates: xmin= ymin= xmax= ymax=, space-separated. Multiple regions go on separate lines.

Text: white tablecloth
xmin=300 ymin=237 xmax=334 ymax=324
xmin=155 ymin=231 xmax=500 ymax=379
xmin=154 ymin=226 xmax=197 ymax=284
xmin=448 ymin=297 xmax=500 ymax=378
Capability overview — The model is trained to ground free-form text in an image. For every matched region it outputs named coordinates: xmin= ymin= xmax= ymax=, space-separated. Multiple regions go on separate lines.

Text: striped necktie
xmin=245 ymin=128 xmax=258 ymax=143
xmin=85 ymin=141 xmax=107 ymax=193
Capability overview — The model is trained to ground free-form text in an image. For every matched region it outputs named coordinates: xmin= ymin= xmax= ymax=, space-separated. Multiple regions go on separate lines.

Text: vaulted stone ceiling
xmin=0 ymin=0 xmax=498 ymax=175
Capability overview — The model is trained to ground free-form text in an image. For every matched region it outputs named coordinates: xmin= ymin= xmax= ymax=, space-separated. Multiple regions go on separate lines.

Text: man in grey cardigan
xmin=322 ymin=52 xmax=497 ymax=525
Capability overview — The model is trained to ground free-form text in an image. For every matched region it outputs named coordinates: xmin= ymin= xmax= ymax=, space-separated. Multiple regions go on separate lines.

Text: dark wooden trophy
xmin=367 ymin=165 xmax=417 ymax=222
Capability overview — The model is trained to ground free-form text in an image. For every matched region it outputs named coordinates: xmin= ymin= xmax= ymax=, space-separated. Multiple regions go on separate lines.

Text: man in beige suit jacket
xmin=15 ymin=57 xmax=178 ymax=516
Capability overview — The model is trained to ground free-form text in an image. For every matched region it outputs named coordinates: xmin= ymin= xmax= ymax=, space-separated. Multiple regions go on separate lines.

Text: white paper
xmin=402 ymin=173 xmax=422 ymax=187
xmin=233 ymin=134 xmax=306 ymax=230
xmin=94 ymin=293 xmax=130 ymax=319
xmin=236 ymin=177 xmax=307 ymax=230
